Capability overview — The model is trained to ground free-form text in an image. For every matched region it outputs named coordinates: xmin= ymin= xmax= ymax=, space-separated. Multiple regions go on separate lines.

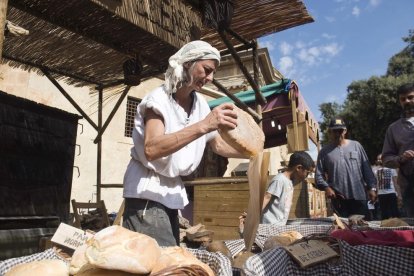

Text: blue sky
xmin=258 ymin=0 xmax=413 ymax=122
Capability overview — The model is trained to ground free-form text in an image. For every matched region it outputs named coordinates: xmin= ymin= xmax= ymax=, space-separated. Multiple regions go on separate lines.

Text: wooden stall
xmin=191 ymin=79 xmax=325 ymax=240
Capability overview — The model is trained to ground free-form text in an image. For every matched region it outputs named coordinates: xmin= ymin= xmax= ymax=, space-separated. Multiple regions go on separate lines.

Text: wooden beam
xmin=0 ymin=0 xmax=8 ymax=60
xmin=212 ymin=79 xmax=262 ymax=123
xmin=218 ymin=29 xmax=267 ymax=106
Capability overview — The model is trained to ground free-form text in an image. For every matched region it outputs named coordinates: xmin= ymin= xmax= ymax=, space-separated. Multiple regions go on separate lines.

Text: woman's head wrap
xmin=165 ymin=40 xmax=220 ymax=96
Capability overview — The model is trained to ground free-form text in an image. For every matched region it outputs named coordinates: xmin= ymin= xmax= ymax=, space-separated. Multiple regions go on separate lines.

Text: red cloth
xmin=330 ymin=229 xmax=414 ymax=248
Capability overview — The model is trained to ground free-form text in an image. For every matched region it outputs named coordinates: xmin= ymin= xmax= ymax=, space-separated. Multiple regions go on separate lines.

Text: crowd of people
xmin=315 ymin=83 xmax=414 ymax=220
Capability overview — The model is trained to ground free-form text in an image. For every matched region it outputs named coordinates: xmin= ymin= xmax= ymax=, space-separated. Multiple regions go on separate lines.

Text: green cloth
xmin=208 ymin=78 xmax=291 ymax=108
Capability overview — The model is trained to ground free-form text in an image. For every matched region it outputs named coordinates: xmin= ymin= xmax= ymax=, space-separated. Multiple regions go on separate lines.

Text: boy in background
xmin=261 ymin=151 xmax=315 ymax=225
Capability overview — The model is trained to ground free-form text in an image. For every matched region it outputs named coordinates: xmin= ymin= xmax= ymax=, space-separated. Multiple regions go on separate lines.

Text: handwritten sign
xmin=284 ymin=240 xmax=338 ymax=268
xmin=51 ymin=223 xmax=94 ymax=250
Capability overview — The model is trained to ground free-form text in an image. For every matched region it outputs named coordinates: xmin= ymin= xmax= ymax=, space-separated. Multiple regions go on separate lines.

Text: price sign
xmin=284 ymin=239 xmax=338 ymax=268
xmin=51 ymin=223 xmax=94 ymax=250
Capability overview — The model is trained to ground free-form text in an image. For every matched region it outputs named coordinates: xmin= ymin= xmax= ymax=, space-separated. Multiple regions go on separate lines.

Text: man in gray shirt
xmin=316 ymin=118 xmax=377 ymax=218
xmin=382 ymin=83 xmax=414 ymax=217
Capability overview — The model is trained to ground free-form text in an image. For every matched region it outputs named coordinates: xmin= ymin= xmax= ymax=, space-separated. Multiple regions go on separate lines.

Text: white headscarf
xmin=164 ymin=40 xmax=220 ymax=96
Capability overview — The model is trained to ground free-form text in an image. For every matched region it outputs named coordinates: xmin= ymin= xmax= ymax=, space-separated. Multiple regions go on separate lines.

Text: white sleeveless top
xmin=123 ymin=85 xmax=217 ymax=209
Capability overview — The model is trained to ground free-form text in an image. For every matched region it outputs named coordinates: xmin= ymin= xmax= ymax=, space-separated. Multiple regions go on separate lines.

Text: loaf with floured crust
xmin=150 ymin=246 xmax=214 ymax=276
xmin=263 ymin=231 xmax=303 ymax=250
xmin=70 ymin=243 xmax=94 ymax=275
xmin=219 ymin=106 xmax=264 ymax=157
xmin=84 ymin=225 xmax=161 ymax=274
xmin=5 ymin=259 xmax=69 ymax=276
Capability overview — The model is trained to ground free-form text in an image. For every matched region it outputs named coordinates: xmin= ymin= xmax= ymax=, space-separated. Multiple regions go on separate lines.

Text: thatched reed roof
xmin=201 ymin=0 xmax=314 ymax=50
xmin=2 ymin=0 xmax=313 ymax=89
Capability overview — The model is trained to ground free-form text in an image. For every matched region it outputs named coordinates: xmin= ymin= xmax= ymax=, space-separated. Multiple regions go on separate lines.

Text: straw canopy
xmin=2 ymin=0 xmax=313 ymax=90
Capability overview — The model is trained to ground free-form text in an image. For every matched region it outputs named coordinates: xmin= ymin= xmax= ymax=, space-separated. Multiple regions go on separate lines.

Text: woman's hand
xmin=203 ymin=103 xmax=238 ymax=132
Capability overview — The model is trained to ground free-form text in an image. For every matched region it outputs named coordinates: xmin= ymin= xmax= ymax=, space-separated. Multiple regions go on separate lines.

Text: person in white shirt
xmin=372 ymin=154 xmax=401 ymax=219
xmin=261 ymin=151 xmax=315 ymax=225
xmin=122 ymin=40 xmax=246 ymax=246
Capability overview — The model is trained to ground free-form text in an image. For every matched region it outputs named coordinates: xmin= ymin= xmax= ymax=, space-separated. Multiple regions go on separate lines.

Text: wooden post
xmin=97 ymin=86 xmax=103 ymax=202
xmin=290 ymin=90 xmax=299 ymax=151
xmin=0 ymin=0 xmax=8 ymax=60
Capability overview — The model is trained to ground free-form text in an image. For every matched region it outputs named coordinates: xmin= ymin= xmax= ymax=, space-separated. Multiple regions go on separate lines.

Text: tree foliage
xmin=318 ymin=30 xmax=414 ymax=162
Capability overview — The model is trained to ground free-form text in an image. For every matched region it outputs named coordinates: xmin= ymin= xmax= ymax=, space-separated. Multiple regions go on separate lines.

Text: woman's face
xmin=185 ymin=59 xmax=217 ymax=91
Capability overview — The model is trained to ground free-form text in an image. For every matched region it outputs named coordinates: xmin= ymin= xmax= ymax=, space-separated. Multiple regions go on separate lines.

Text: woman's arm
xmin=144 ymin=103 xmax=238 ymax=161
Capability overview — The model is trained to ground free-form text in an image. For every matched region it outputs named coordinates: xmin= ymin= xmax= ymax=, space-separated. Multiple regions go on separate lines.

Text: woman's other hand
xmin=203 ymin=103 xmax=238 ymax=132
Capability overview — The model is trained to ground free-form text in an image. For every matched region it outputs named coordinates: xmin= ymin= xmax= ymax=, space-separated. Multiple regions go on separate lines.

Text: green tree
xmin=318 ymin=102 xmax=342 ymax=145
xmin=387 ymin=29 xmax=414 ymax=77
xmin=318 ymin=30 xmax=414 ymax=162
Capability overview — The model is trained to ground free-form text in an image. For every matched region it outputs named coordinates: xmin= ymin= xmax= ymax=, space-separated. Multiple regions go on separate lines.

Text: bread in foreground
xmin=70 ymin=225 xmax=161 ymax=274
xmin=5 ymin=259 xmax=69 ymax=276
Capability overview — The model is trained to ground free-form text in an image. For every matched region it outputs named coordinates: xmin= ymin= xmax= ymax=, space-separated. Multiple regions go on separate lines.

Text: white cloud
xmin=259 ymin=40 xmax=275 ymax=51
xmin=279 ymin=41 xmax=293 ymax=55
xmin=322 ymin=33 xmax=336 ymax=40
xmin=325 ymin=16 xmax=336 ymax=23
xmin=278 ymin=56 xmax=294 ymax=74
xmin=295 ymin=41 xmax=306 ymax=49
xmin=352 ymin=6 xmax=360 ymax=16
xmin=298 ymin=48 xmax=317 ymax=66
xmin=322 ymin=43 xmax=342 ymax=56
xmin=295 ymin=43 xmax=342 ymax=66
xmin=369 ymin=0 xmax=381 ymax=7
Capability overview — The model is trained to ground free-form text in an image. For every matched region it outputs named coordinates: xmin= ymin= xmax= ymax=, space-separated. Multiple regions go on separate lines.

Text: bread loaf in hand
xmin=219 ymin=106 xmax=264 ymax=157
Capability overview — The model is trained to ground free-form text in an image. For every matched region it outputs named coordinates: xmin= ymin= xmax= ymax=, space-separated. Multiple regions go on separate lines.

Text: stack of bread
xmin=5 ymin=226 xmax=215 ymax=276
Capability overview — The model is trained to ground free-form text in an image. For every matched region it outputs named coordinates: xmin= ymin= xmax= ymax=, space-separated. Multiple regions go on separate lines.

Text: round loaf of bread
xmin=5 ymin=259 xmax=69 ymax=276
xmin=150 ymin=246 xmax=214 ymax=276
xmin=263 ymin=231 xmax=303 ymax=250
xmin=70 ymin=243 xmax=94 ymax=275
xmin=218 ymin=106 xmax=264 ymax=157
xmin=85 ymin=225 xmax=161 ymax=274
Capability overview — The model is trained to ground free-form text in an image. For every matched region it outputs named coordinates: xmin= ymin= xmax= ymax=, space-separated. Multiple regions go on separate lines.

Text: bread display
xmin=69 ymin=243 xmax=94 ymax=275
xmin=263 ymin=231 xmax=303 ymax=250
xmin=7 ymin=226 xmax=215 ymax=276
xmin=218 ymin=106 xmax=264 ymax=157
xmin=5 ymin=259 xmax=69 ymax=276
xmin=150 ymin=246 xmax=214 ymax=276
xmin=85 ymin=226 xmax=161 ymax=274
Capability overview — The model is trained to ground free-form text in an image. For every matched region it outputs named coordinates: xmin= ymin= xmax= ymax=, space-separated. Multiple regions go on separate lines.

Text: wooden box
xmin=193 ymin=181 xmax=249 ymax=240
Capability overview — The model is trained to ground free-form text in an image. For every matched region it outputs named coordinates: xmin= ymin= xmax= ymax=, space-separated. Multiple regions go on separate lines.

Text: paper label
xmin=51 ymin=223 xmax=94 ymax=250
xmin=284 ymin=239 xmax=338 ymax=268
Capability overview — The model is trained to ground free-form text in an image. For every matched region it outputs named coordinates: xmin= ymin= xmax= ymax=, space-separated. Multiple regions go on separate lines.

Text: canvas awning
xmin=209 ymin=79 xmax=319 ymax=148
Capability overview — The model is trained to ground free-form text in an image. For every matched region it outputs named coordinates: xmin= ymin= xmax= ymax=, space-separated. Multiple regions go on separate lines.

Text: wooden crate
xmin=289 ymin=178 xmax=328 ymax=219
xmin=193 ymin=177 xmax=328 ymax=240
xmin=194 ymin=181 xmax=249 ymax=240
